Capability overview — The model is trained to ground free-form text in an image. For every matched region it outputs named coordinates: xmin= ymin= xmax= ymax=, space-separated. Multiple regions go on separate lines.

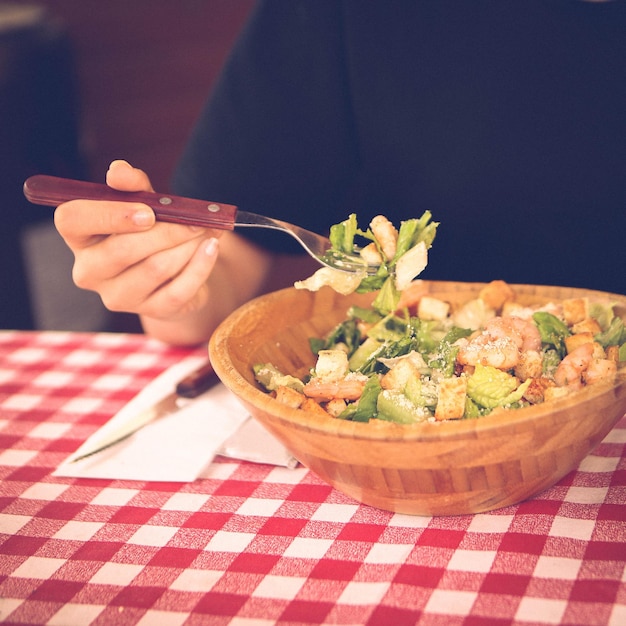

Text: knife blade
xmin=71 ymin=361 xmax=219 ymax=462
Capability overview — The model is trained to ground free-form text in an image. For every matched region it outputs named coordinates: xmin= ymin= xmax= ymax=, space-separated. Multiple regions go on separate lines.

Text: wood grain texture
xmin=209 ymin=282 xmax=626 ymax=515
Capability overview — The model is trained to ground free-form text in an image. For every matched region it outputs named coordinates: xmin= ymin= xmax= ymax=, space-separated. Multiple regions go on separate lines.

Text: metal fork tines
xmin=234 ymin=210 xmax=378 ymax=275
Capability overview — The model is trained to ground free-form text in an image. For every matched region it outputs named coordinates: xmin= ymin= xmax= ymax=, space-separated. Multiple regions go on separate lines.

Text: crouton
xmin=571 ymin=318 xmax=602 ymax=335
xmin=359 ymin=242 xmax=383 ymax=265
xmin=564 ymin=335 xmax=606 ymax=360
xmin=381 ymin=358 xmax=422 ymax=390
xmin=275 ymin=385 xmax=305 ymax=409
xmin=325 ymin=398 xmax=348 ymax=418
xmin=606 ymin=345 xmax=621 ymax=363
xmin=418 ymin=295 xmax=450 ymax=321
xmin=435 ymin=376 xmax=467 ymax=421
xmin=315 ymin=350 xmax=349 ymax=382
xmin=591 ymin=342 xmax=607 ymax=359
xmin=522 ymin=377 xmax=555 ymax=404
xmin=583 ymin=359 xmax=618 ymax=385
xmin=301 ymin=397 xmax=332 ymax=417
xmin=562 ymin=298 xmax=588 ymax=326
xmin=514 ymin=350 xmax=544 ymax=382
xmin=479 ymin=280 xmax=515 ymax=313
xmin=565 ymin=332 xmax=595 ymax=354
xmin=543 ymin=385 xmax=574 ymax=402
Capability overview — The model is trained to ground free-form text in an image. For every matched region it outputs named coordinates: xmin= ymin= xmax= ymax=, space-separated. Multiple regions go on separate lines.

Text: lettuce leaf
xmin=376 ymin=389 xmax=428 ymax=424
xmin=595 ymin=316 xmax=625 ymax=348
xmin=311 ymin=318 xmax=362 ymax=356
xmin=348 ymin=305 xmax=384 ymax=325
xmin=393 ymin=211 xmax=438 ymax=261
xmin=533 ymin=311 xmax=570 ymax=358
xmin=589 ymin=301 xmax=616 ymax=331
xmin=371 ymin=276 xmax=401 ymax=315
xmin=350 ymin=374 xmax=382 ymax=422
xmin=466 ymin=365 xmax=526 ymax=409
xmin=294 ymin=266 xmax=365 ymax=295
xmin=324 ymin=213 xmax=439 ymax=314
xmin=253 ymin=363 xmax=305 ymax=392
xmin=428 ymin=327 xmax=473 ymax=377
xmin=328 ymin=213 xmax=358 ymax=254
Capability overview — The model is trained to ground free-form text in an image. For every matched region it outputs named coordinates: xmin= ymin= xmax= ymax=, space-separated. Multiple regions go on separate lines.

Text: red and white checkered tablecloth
xmin=1 ymin=330 xmax=625 ymax=626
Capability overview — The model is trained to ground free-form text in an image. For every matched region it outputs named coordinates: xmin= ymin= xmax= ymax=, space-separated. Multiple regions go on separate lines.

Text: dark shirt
xmin=174 ymin=0 xmax=626 ymax=295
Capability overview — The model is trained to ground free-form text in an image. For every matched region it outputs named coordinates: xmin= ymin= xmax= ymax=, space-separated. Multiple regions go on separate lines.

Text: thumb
xmin=106 ymin=160 xmax=154 ymax=193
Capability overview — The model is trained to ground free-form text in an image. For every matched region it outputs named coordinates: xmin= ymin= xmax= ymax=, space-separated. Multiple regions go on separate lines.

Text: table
xmin=1 ymin=330 xmax=625 ymax=626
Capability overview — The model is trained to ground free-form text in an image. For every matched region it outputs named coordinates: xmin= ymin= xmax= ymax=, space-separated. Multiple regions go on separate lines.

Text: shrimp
xmin=485 ymin=316 xmax=542 ymax=352
xmin=457 ymin=334 xmax=520 ymax=370
xmin=303 ymin=375 xmax=367 ymax=402
xmin=554 ymin=342 xmax=594 ymax=388
xmin=456 ymin=315 xmax=542 ymax=370
xmin=370 ymin=215 xmax=398 ymax=261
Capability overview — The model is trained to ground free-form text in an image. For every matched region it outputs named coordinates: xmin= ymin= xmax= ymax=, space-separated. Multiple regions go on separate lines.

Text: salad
xmin=254 ymin=214 xmax=626 ymax=423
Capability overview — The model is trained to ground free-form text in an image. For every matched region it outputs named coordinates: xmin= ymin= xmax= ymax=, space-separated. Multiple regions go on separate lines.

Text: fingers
xmin=53 ymin=159 xmax=224 ymax=326
xmin=54 ymin=200 xmax=156 ymax=248
xmin=71 ymin=221 xmax=209 ymax=287
xmin=55 ymin=159 xmax=157 ymax=249
xmin=96 ymin=236 xmax=220 ymax=319
xmin=106 ymin=159 xmax=154 ymax=192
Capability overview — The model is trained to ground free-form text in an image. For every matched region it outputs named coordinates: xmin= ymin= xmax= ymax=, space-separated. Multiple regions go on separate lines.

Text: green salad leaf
xmin=428 ymin=327 xmax=473 ymax=377
xmin=393 ymin=211 xmax=438 ymax=260
xmin=589 ymin=301 xmax=615 ymax=331
xmin=533 ymin=311 xmax=570 ymax=358
xmin=328 ymin=213 xmax=359 ymax=255
xmin=309 ymin=318 xmax=362 ymax=356
xmin=253 ymin=363 xmax=305 ymax=393
xmin=466 ymin=365 xmax=527 ymax=409
xmin=377 ymin=389 xmax=428 ymax=424
xmin=370 ymin=275 xmax=400 ymax=315
xmin=322 ymin=212 xmax=439 ymax=316
xmin=350 ymin=375 xmax=382 ymax=422
xmin=595 ymin=317 xmax=625 ymax=349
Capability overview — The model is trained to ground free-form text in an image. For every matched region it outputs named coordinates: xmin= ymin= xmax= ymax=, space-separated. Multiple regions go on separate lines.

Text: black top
xmin=173 ymin=0 xmax=626 ymax=295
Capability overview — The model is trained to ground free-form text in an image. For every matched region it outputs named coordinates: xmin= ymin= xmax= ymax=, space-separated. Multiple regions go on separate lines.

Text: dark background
xmin=0 ymin=0 xmax=254 ymax=330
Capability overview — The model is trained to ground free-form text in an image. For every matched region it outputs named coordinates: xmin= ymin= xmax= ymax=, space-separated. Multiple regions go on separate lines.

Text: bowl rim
xmin=209 ymin=281 xmax=626 ymax=443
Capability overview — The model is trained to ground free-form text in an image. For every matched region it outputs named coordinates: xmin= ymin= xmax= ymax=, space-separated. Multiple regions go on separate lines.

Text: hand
xmin=54 ymin=160 xmax=221 ymax=325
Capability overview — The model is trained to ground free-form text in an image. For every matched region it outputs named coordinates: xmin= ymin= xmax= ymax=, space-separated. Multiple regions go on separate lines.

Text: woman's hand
xmin=54 ymin=160 xmax=228 ymax=344
xmin=56 ymin=160 xmax=220 ymax=317
xmin=54 ymin=159 xmax=316 ymax=346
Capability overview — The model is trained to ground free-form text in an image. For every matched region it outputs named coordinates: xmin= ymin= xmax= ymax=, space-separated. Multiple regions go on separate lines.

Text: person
xmin=54 ymin=0 xmax=626 ymax=347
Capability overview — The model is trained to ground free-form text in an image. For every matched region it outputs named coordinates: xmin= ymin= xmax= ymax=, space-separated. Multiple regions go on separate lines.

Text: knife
xmin=71 ymin=361 xmax=219 ymax=462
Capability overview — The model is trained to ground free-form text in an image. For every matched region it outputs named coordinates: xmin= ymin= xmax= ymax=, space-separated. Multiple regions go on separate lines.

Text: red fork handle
xmin=23 ymin=174 xmax=237 ymax=230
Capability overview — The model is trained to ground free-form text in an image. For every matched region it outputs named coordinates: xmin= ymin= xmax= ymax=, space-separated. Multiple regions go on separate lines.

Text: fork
xmin=23 ymin=175 xmax=377 ymax=275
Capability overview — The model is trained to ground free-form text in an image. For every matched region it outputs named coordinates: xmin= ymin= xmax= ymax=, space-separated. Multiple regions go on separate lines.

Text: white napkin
xmin=216 ymin=416 xmax=298 ymax=471
xmin=54 ymin=357 xmax=297 ymax=482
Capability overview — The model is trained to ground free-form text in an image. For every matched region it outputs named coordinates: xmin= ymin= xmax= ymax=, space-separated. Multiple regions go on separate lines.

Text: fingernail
xmin=109 ymin=159 xmax=131 ymax=171
xmin=132 ymin=208 xmax=154 ymax=227
xmin=204 ymin=238 xmax=218 ymax=255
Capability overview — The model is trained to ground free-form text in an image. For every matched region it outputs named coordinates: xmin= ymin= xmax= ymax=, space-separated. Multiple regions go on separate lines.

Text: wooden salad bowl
xmin=209 ymin=281 xmax=626 ymax=516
